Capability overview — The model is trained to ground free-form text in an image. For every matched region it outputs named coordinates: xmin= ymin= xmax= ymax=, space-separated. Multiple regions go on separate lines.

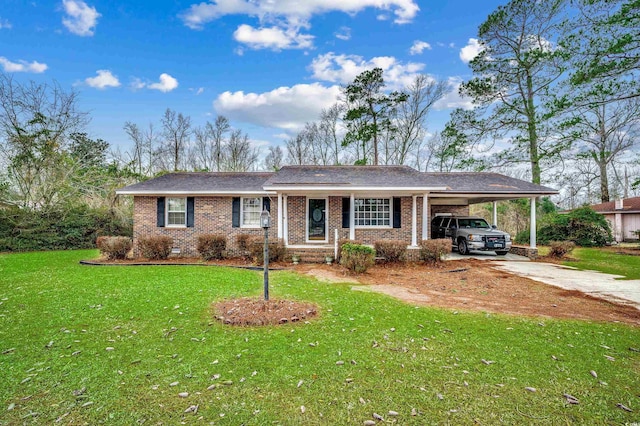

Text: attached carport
xmin=420 ymin=172 xmax=558 ymax=254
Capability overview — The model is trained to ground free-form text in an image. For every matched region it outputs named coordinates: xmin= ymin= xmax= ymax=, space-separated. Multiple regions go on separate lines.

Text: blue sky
xmin=1 ymin=0 xmax=506 ymax=154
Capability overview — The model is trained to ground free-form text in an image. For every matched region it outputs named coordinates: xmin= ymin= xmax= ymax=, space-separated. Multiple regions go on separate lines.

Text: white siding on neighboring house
xmin=624 ymin=214 xmax=640 ymax=240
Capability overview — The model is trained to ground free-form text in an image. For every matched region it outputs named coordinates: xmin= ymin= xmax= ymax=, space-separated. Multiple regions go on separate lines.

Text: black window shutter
xmin=157 ymin=197 xmax=165 ymax=227
xmin=232 ymin=197 xmax=240 ymax=228
xmin=393 ymin=197 xmax=401 ymax=228
xmin=263 ymin=197 xmax=271 ymax=212
xmin=186 ymin=197 xmax=195 ymax=228
xmin=342 ymin=197 xmax=350 ymax=228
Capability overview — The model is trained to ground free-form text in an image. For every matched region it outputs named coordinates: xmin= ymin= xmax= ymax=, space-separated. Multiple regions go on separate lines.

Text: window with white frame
xmin=354 ymin=198 xmax=391 ymax=227
xmin=241 ymin=197 xmax=262 ymax=227
xmin=167 ymin=197 xmax=187 ymax=226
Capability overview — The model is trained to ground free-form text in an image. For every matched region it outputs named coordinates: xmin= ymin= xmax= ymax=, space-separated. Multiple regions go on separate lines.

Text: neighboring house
xmin=116 ymin=165 xmax=557 ymax=258
xmin=590 ymin=197 xmax=640 ymax=242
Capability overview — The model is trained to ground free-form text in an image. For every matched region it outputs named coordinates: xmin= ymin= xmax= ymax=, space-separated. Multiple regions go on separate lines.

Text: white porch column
xmin=283 ymin=195 xmax=289 ymax=246
xmin=530 ymin=197 xmax=537 ymax=249
xmin=422 ymin=194 xmax=429 ymax=241
xmin=349 ymin=193 xmax=355 ymax=240
xmin=492 ymin=201 xmax=498 ymax=227
xmin=411 ymin=195 xmax=418 ymax=247
xmin=277 ymin=193 xmax=283 ymax=239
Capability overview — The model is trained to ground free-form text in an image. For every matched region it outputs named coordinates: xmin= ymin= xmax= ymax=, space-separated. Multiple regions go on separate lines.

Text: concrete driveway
xmin=445 ymin=250 xmax=530 ymax=262
xmin=492 ymin=261 xmax=640 ymax=310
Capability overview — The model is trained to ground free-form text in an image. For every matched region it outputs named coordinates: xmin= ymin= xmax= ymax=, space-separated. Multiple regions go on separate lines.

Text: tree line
xmin=0 ymin=0 xmax=638 ymax=237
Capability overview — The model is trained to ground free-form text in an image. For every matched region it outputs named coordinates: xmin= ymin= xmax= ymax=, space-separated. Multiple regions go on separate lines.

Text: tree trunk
xmin=526 ymin=74 xmax=541 ymax=185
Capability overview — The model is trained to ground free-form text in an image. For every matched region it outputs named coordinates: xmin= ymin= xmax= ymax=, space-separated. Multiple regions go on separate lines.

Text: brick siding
xmin=133 ymin=196 xmax=278 ymax=258
xmin=133 ymin=195 xmax=470 ymax=258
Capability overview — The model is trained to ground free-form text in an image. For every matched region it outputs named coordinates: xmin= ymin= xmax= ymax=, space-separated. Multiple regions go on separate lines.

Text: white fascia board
xmin=431 ymin=192 xmax=557 ymax=198
xmin=263 ymin=186 xmax=448 ymax=193
xmin=115 ymin=190 xmax=277 ymax=196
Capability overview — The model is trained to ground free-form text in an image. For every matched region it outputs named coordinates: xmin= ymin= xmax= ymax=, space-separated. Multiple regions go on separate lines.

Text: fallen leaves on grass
xmin=212 ymin=298 xmax=318 ymax=326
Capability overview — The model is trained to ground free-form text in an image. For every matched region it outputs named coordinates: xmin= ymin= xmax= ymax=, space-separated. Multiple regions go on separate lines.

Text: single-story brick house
xmin=116 ymin=165 xmax=557 ymax=259
xmin=589 ymin=196 xmax=640 ymax=242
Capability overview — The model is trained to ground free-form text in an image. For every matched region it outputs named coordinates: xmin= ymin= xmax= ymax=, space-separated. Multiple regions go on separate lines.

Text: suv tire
xmin=458 ymin=239 xmax=469 ymax=255
xmin=495 ymin=251 xmax=508 ymax=256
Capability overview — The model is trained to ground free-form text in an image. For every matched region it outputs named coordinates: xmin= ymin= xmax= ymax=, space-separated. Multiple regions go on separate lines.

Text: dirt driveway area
xmin=299 ymin=260 xmax=640 ymax=326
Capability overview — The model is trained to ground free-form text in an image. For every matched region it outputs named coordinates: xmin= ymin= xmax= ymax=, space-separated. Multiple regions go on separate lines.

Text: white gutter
xmin=115 ymin=190 xmax=278 ymax=196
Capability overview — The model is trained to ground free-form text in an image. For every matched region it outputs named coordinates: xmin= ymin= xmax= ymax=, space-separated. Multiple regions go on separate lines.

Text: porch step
xmin=289 ymin=247 xmax=335 ymax=263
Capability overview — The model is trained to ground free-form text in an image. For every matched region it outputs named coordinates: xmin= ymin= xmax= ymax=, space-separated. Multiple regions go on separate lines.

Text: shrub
xmin=548 ymin=240 xmax=575 ymax=258
xmin=197 ymin=234 xmax=227 ymax=260
xmin=247 ymin=236 xmax=286 ymax=264
xmin=0 ymin=205 xmax=132 ymax=252
xmin=419 ymin=239 xmax=452 ymax=262
xmin=516 ymin=207 xmax=612 ymax=247
xmin=340 ymin=243 xmax=375 ymax=273
xmin=137 ymin=235 xmax=173 ymax=260
xmin=374 ymin=240 xmax=407 ymax=263
xmin=336 ymin=238 xmax=362 ymax=263
xmin=97 ymin=236 xmax=132 ymax=260
xmin=236 ymin=234 xmax=252 ymax=251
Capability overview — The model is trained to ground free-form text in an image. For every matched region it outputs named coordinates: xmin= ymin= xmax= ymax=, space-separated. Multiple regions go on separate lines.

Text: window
xmin=241 ymin=197 xmax=262 ymax=227
xmin=354 ymin=198 xmax=391 ymax=227
xmin=167 ymin=197 xmax=187 ymax=226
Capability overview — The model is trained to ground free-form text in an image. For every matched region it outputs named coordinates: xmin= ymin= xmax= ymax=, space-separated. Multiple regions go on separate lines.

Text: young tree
xmin=342 ymin=68 xmax=408 ymax=165
xmin=452 ymin=0 xmax=568 ymax=184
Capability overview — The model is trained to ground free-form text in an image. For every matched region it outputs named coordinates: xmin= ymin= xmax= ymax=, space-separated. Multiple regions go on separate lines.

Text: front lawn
xmin=564 ymin=247 xmax=640 ymax=280
xmin=0 ymin=250 xmax=639 ymax=424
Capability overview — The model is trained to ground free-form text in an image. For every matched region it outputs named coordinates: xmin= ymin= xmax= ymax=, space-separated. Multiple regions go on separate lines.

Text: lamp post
xmin=260 ymin=209 xmax=271 ymax=301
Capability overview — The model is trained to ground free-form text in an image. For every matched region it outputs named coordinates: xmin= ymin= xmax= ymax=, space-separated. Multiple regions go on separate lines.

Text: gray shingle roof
xmin=116 ymin=167 xmax=557 ymax=196
xmin=116 ymin=172 xmax=274 ymax=194
xmin=420 ymin=172 xmax=557 ymax=194
xmin=263 ymin=165 xmax=431 ymax=188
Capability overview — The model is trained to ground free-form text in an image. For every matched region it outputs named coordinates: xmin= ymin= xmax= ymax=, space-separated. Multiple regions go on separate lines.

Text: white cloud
xmin=309 ymin=52 xmax=425 ymax=89
xmin=0 ymin=18 xmax=12 ymax=29
xmin=214 ymin=83 xmax=341 ymax=132
xmin=62 ymin=0 xmax=100 ymax=36
xmin=130 ymin=74 xmax=179 ymax=92
xmin=459 ymin=38 xmax=482 ymax=63
xmin=233 ymin=24 xmax=313 ymax=50
xmin=409 ymin=40 xmax=431 ymax=55
xmin=148 ymin=73 xmax=179 ymax=92
xmin=335 ymin=26 xmax=351 ymax=41
xmin=85 ymin=69 xmax=120 ymax=89
xmin=0 ymin=56 xmax=48 ymax=73
xmin=433 ymin=77 xmax=473 ymax=110
xmin=180 ymin=0 xmax=419 ymax=29
xmin=130 ymin=78 xmax=146 ymax=90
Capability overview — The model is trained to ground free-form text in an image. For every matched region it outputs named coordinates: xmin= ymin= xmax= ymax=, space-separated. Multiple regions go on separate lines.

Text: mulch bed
xmin=212 ymin=297 xmax=318 ymax=326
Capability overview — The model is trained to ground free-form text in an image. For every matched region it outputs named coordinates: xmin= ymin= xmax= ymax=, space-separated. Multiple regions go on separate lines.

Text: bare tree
xmin=224 ymin=129 xmax=258 ymax=171
xmin=123 ymin=121 xmax=158 ymax=175
xmin=264 ymin=145 xmax=284 ymax=171
xmin=0 ymin=72 xmax=88 ymax=209
xmin=393 ymin=75 xmax=448 ymax=165
xmin=319 ymin=104 xmax=344 ymax=165
xmin=160 ymin=108 xmax=191 ymax=171
xmin=285 ymin=132 xmax=310 ymax=165
xmin=565 ymin=98 xmax=640 ymax=202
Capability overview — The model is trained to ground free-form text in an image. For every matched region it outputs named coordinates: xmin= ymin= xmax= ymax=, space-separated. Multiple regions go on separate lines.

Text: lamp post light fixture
xmin=260 ymin=209 xmax=271 ymax=301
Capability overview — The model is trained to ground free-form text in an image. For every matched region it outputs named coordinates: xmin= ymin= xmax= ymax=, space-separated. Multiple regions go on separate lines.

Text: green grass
xmin=564 ymin=247 xmax=640 ymax=280
xmin=1 ymin=250 xmax=639 ymax=425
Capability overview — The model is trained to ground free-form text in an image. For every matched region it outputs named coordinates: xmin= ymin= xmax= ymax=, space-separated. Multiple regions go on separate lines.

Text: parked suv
xmin=431 ymin=215 xmax=512 ymax=255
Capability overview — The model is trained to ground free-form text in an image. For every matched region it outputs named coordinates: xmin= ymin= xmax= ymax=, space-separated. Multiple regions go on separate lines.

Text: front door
xmin=307 ymin=198 xmax=327 ymax=242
